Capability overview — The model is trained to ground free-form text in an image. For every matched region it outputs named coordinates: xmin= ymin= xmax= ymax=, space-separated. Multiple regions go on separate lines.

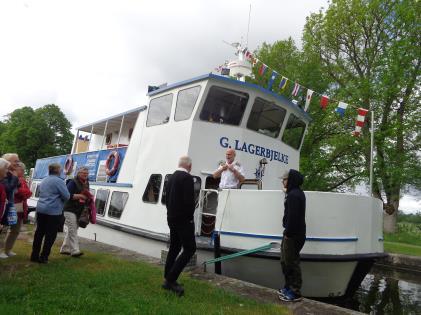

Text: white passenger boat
xmin=28 ymin=63 xmax=385 ymax=298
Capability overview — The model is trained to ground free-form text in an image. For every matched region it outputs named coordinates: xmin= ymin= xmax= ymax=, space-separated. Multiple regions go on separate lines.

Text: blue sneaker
xmin=277 ymin=287 xmax=289 ymax=298
xmin=279 ymin=288 xmax=303 ymax=302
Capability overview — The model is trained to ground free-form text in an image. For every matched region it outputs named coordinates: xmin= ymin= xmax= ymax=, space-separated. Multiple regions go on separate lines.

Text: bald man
xmin=213 ymin=149 xmax=245 ymax=189
xmin=163 ymin=156 xmax=196 ymax=296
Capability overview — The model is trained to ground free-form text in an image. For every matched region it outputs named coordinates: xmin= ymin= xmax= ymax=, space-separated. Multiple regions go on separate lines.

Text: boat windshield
xmin=199 ymin=86 xmax=248 ymax=125
xmin=282 ymin=114 xmax=306 ymax=149
xmin=247 ymin=97 xmax=287 ymax=139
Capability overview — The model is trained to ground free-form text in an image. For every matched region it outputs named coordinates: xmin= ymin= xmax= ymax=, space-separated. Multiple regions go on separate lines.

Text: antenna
xmin=246 ymin=4 xmax=251 ymax=48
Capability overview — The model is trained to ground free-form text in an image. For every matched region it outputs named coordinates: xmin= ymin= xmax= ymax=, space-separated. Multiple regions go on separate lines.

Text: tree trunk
xmin=383 ymin=210 xmax=398 ymax=233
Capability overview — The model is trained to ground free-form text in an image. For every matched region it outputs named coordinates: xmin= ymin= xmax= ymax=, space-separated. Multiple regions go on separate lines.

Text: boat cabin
xmin=31 ymin=73 xmax=311 ymax=235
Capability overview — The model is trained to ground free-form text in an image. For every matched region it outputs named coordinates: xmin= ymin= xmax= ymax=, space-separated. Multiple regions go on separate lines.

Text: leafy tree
xmin=0 ymin=105 xmax=73 ymax=168
xmin=249 ymin=0 xmax=420 ymax=231
xmin=303 ymin=0 xmax=420 ymax=231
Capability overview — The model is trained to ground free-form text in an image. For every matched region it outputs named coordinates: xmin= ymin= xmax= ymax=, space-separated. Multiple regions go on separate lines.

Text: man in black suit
xmin=162 ymin=156 xmax=196 ymax=296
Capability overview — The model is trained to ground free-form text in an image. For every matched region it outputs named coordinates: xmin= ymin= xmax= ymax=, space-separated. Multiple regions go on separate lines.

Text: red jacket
xmin=14 ymin=176 xmax=32 ymax=220
xmin=0 ymin=183 xmax=6 ymax=221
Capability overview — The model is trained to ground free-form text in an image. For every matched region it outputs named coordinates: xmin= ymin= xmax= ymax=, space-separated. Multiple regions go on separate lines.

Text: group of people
xmin=1 ymin=149 xmax=305 ymax=302
xmin=0 ymin=155 xmax=95 ymax=264
xmin=163 ymin=148 xmax=306 ymax=302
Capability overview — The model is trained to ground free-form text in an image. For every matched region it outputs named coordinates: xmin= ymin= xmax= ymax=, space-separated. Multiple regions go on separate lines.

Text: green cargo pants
xmin=280 ymin=235 xmax=306 ymax=295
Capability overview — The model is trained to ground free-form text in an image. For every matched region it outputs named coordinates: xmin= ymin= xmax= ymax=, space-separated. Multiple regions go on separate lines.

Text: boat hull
xmin=77 ymin=220 xmax=380 ymax=298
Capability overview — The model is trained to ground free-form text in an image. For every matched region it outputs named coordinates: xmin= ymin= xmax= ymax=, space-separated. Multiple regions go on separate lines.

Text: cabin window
xmin=95 ymin=189 xmax=110 ymax=216
xmin=142 ymin=174 xmax=162 ymax=203
xmin=146 ymin=94 xmax=173 ymax=127
xmin=108 ymin=191 xmax=129 ymax=219
xmin=175 ymin=86 xmax=201 ymax=121
xmin=282 ymin=114 xmax=306 ymax=149
xmin=161 ymin=174 xmax=172 ymax=205
xmin=199 ymin=86 xmax=248 ymax=125
xmin=247 ymin=98 xmax=286 ymax=138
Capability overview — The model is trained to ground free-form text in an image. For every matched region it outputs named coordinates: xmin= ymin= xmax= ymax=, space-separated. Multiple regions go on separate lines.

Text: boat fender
xmin=64 ymin=155 xmax=73 ymax=175
xmin=105 ymin=150 xmax=120 ymax=176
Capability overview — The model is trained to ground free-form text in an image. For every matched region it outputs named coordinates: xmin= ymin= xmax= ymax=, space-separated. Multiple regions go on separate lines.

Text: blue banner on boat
xmin=33 ymin=147 xmax=127 ymax=182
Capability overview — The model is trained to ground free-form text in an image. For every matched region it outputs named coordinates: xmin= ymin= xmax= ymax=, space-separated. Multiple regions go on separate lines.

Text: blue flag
xmin=267 ymin=71 xmax=278 ymax=90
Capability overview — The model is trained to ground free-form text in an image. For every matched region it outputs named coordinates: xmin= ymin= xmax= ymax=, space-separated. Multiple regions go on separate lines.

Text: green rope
xmin=203 ymin=242 xmax=279 ymax=266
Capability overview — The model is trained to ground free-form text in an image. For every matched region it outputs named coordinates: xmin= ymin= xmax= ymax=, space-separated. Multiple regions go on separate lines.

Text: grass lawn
xmin=383 ymin=222 xmax=421 ymax=257
xmin=0 ymin=240 xmax=289 ymax=315
xmin=383 ymin=241 xmax=421 ymax=257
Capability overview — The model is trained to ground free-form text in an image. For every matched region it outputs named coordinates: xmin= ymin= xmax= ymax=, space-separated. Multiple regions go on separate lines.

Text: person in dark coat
xmin=278 ymin=169 xmax=306 ymax=302
xmin=162 ymin=156 xmax=196 ymax=296
xmin=60 ymin=167 xmax=89 ymax=257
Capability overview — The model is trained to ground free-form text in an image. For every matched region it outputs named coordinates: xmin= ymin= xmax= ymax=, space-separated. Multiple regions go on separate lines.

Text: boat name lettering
xmin=219 ymin=137 xmax=288 ymax=164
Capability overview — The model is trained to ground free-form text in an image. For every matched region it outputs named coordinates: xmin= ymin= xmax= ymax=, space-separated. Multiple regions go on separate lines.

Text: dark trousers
xmin=164 ymin=220 xmax=196 ymax=283
xmin=31 ymin=212 xmax=62 ymax=260
xmin=280 ymin=235 xmax=306 ymax=295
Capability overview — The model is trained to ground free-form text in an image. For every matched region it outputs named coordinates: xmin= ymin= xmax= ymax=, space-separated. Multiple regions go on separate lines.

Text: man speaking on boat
xmin=212 ymin=149 xmax=245 ymax=189
xmin=162 ymin=156 xmax=196 ymax=296
xmin=278 ymin=169 xmax=306 ymax=302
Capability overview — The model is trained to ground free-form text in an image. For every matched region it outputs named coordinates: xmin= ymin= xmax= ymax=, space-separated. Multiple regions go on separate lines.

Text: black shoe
xmin=38 ymin=257 xmax=48 ymax=264
xmin=162 ymin=280 xmax=184 ymax=296
xmin=30 ymin=256 xmax=39 ymax=263
xmin=71 ymin=252 xmax=84 ymax=258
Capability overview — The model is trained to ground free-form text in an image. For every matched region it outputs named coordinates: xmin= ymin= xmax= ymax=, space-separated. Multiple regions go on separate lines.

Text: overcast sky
xmin=0 ymin=0 xmax=419 ymax=213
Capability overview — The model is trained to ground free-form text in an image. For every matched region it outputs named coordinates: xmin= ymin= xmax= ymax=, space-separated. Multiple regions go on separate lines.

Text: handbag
xmin=7 ymin=204 xmax=17 ymax=226
xmin=78 ymin=206 xmax=90 ymax=228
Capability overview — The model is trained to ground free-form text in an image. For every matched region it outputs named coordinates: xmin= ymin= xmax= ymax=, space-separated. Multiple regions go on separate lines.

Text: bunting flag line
xmin=353 ymin=108 xmax=369 ymax=136
xmin=335 ymin=101 xmax=348 ymax=117
xmin=320 ymin=95 xmax=329 ymax=110
xmin=267 ymin=70 xmax=278 ymax=91
xmin=292 ymin=82 xmax=300 ymax=97
xmin=258 ymin=63 xmax=268 ymax=76
xmin=279 ymin=77 xmax=288 ymax=90
xmin=245 ymin=50 xmax=255 ymax=64
xmin=304 ymin=89 xmax=314 ymax=112
xmin=237 ymin=49 xmax=370 ymax=138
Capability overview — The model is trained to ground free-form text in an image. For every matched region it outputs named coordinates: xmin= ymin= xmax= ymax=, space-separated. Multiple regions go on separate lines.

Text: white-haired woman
xmin=0 ymin=153 xmax=21 ymax=259
xmin=31 ymin=163 xmax=70 ymax=263
xmin=60 ymin=167 xmax=89 ymax=257
xmin=2 ymin=162 xmax=32 ymax=257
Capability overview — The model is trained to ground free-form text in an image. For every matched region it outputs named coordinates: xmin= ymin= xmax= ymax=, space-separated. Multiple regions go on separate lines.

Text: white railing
xmin=195 ymin=189 xmax=219 ymax=236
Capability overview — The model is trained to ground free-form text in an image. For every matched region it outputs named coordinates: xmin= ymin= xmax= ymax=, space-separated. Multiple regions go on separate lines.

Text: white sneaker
xmin=0 ymin=252 xmax=9 ymax=259
xmin=6 ymin=251 xmax=16 ymax=257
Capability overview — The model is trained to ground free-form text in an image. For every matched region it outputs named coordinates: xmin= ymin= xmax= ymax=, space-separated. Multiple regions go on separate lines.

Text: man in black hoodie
xmin=162 ymin=156 xmax=196 ymax=296
xmin=278 ymin=169 xmax=306 ymax=302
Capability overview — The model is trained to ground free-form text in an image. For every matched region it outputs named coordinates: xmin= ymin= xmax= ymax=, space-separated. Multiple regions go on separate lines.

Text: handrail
xmin=203 ymin=241 xmax=280 ymax=266
xmin=196 ymin=189 xmax=220 ymax=235
xmin=240 ymin=178 xmax=262 ymax=190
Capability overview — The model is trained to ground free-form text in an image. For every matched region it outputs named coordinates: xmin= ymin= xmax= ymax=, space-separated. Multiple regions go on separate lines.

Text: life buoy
xmin=64 ymin=155 xmax=73 ymax=175
xmin=105 ymin=151 xmax=120 ymax=176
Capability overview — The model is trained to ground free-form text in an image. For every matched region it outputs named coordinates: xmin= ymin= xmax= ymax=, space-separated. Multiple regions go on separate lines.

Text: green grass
xmin=0 ymin=241 xmax=289 ymax=315
xmin=384 ymin=222 xmax=421 ymax=246
xmin=384 ymin=241 xmax=421 ymax=257
xmin=384 ymin=222 xmax=421 ymax=256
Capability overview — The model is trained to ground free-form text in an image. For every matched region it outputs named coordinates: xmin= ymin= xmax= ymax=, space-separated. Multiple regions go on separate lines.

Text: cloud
xmin=0 ymin=0 xmax=327 ymax=127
